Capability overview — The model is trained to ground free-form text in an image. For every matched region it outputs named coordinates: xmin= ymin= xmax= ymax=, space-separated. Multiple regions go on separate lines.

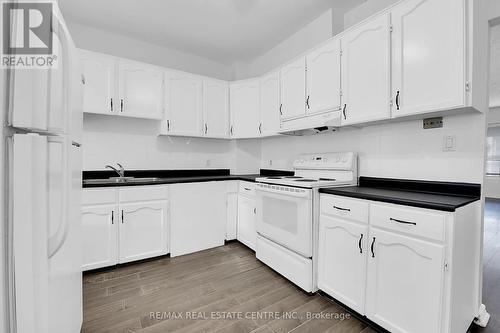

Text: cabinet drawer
xmin=239 ymin=181 xmax=256 ymax=196
xmin=321 ymin=195 xmax=369 ymax=224
xmin=119 ymin=186 xmax=168 ymax=203
xmin=82 ymin=188 xmax=117 ymax=206
xmin=370 ymin=204 xmax=445 ymax=241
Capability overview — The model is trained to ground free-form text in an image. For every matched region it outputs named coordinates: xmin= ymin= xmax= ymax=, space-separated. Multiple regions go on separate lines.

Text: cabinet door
xmin=81 ymin=205 xmax=118 ymax=270
xmin=229 ymin=80 xmax=260 ymax=138
xmin=391 ymin=0 xmax=465 ymax=117
xmin=169 ymin=182 xmax=226 ymax=257
xmin=165 ymin=72 xmax=203 ymax=136
xmin=260 ymin=71 xmax=280 ymax=136
xmin=366 ymin=228 xmax=445 ymax=333
xmin=203 ymin=78 xmax=229 ymax=138
xmin=306 ymin=38 xmax=341 ymax=114
xmin=80 ymin=50 xmax=116 ymax=115
xmin=318 ymin=216 xmax=368 ymax=314
xmin=226 ymin=192 xmax=238 ymax=240
xmin=280 ymin=57 xmax=306 ymax=120
xmin=118 ymin=60 xmax=163 ymax=119
xmin=118 ymin=200 xmax=168 ymax=264
xmin=341 ymin=14 xmax=391 ymax=125
xmin=237 ymin=195 xmax=256 ymax=250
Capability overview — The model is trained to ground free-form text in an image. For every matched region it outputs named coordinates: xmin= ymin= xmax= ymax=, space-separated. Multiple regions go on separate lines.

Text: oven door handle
xmin=255 ymin=184 xmax=311 ymax=198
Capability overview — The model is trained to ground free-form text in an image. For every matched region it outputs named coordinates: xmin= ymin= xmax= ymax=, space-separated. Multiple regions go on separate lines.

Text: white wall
xmin=67 ymin=21 xmax=233 ymax=80
xmin=82 ymin=114 xmax=235 ymax=171
xmin=231 ymin=9 xmax=334 ymax=79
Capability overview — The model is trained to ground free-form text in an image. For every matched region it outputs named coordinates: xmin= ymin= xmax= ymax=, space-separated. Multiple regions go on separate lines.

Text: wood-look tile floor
xmin=82 ymin=242 xmax=377 ymax=333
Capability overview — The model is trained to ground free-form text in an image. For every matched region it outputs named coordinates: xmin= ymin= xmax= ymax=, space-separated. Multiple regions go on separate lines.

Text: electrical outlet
xmin=269 ymin=160 xmax=273 ymax=166
xmin=206 ymin=159 xmax=211 ymax=167
xmin=442 ymin=135 xmax=456 ymax=152
xmin=423 ymin=117 xmax=443 ymax=129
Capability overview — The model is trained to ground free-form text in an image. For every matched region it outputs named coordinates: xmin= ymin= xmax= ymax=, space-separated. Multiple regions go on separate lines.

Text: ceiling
xmin=59 ymin=0 xmax=361 ymax=64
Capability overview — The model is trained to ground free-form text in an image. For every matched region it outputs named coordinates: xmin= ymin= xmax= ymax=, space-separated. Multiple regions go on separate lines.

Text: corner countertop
xmin=82 ymin=169 xmax=293 ymax=188
xmin=319 ymin=177 xmax=481 ymax=212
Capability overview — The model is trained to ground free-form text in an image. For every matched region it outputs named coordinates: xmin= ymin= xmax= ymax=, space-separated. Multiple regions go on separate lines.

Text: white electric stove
xmin=254 ymin=152 xmax=358 ymax=292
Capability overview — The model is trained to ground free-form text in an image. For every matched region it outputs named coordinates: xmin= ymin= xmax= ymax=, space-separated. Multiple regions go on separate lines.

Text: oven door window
xmin=256 ymin=189 xmax=312 ymax=257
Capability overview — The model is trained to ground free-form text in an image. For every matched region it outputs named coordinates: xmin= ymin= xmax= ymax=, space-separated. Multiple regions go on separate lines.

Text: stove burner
xmin=294 ymin=179 xmax=317 ymax=182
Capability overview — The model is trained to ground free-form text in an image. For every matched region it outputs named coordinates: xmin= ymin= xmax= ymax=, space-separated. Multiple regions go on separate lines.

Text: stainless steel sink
xmin=83 ymin=177 xmax=159 ymax=185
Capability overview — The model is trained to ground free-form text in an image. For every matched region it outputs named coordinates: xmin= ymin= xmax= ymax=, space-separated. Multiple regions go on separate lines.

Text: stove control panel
xmin=293 ymin=152 xmax=356 ymax=170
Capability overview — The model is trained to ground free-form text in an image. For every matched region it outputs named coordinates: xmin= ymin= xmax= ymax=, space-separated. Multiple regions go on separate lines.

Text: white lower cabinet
xmin=81 ymin=204 xmax=118 ymax=271
xmin=118 ymin=201 xmax=168 ymax=264
xmin=319 ymin=194 xmax=481 ymax=333
xmin=237 ymin=182 xmax=256 ymax=250
xmin=81 ymin=186 xmax=169 ymax=270
xmin=318 ymin=216 xmax=367 ymax=314
xmin=169 ymin=181 xmax=226 ymax=257
xmin=225 ymin=181 xmax=239 ymax=240
xmin=365 ymin=228 xmax=444 ymax=333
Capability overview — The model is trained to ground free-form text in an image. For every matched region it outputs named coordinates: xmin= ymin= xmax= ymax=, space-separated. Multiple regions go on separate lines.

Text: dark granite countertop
xmin=319 ymin=177 xmax=481 ymax=212
xmin=82 ymin=169 xmax=293 ymax=188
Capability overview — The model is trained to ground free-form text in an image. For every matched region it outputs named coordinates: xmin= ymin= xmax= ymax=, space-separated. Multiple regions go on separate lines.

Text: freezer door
xmin=11 ymin=134 xmax=49 ymax=333
xmin=7 ymin=4 xmax=71 ymax=134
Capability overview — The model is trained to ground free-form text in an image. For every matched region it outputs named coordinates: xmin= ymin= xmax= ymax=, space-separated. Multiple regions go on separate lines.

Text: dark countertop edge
xmin=359 ymin=176 xmax=481 ymax=198
xmin=82 ymin=169 xmax=293 ymax=188
xmin=318 ymin=187 xmax=480 ymax=212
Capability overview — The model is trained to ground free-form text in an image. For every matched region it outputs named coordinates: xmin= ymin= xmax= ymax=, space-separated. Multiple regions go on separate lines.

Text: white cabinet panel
xmin=391 ymin=0 xmax=466 ymax=117
xmin=80 ymin=50 xmax=116 ymax=115
xmin=280 ymin=57 xmax=306 ymax=120
xmin=260 ymin=71 xmax=280 ymax=136
xmin=318 ymin=216 xmax=367 ymax=314
xmin=118 ymin=200 xmax=168 ymax=263
xmin=306 ymin=38 xmax=341 ymax=114
xmin=237 ymin=194 xmax=256 ymax=250
xmin=229 ymin=79 xmax=260 ymax=138
xmin=341 ymin=14 xmax=391 ymax=125
xmin=170 ymin=182 xmax=226 ymax=257
xmin=165 ymin=72 xmax=203 ymax=136
xmin=118 ymin=61 xmax=163 ymax=119
xmin=81 ymin=205 xmax=118 ymax=271
xmin=203 ymin=78 xmax=229 ymax=138
xmin=365 ymin=228 xmax=445 ymax=333
xmin=226 ymin=192 xmax=238 ymax=241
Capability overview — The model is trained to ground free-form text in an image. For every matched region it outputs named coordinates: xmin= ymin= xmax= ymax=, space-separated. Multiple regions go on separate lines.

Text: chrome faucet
xmin=105 ymin=163 xmax=125 ymax=178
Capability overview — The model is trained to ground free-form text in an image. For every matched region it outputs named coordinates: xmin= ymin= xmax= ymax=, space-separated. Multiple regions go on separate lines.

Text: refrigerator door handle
xmin=47 ymin=136 xmax=70 ymax=258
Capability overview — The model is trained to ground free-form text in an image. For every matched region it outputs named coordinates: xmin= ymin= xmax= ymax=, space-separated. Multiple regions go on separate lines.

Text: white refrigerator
xmin=2 ymin=2 xmax=83 ymax=333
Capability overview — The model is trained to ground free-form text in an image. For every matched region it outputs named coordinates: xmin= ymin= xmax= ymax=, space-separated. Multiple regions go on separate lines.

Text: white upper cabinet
xmin=230 ymin=79 xmax=260 ymax=138
xmin=391 ymin=0 xmax=466 ymax=117
xmin=203 ymin=78 xmax=229 ymax=138
xmin=306 ymin=38 xmax=341 ymax=115
xmin=164 ymin=71 xmax=203 ymax=137
xmin=259 ymin=71 xmax=280 ymax=136
xmin=118 ymin=60 xmax=163 ymax=120
xmin=341 ymin=14 xmax=391 ymax=125
xmin=280 ymin=57 xmax=306 ymax=120
xmin=80 ymin=50 xmax=116 ymax=115
xmin=80 ymin=50 xmax=116 ymax=116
